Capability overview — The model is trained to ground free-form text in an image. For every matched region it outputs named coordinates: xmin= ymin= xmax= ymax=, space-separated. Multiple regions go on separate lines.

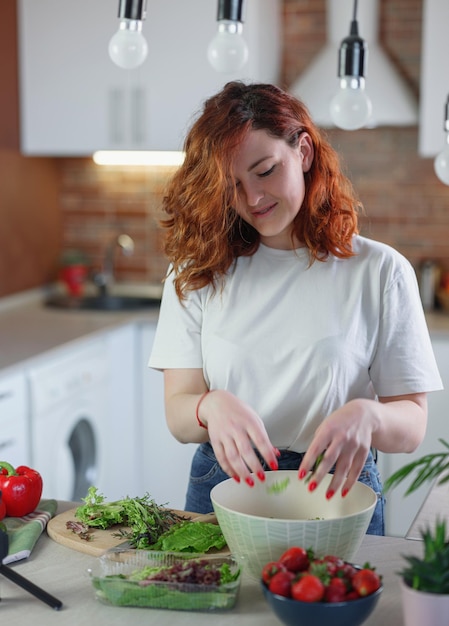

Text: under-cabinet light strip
xmin=92 ymin=150 xmax=185 ymax=166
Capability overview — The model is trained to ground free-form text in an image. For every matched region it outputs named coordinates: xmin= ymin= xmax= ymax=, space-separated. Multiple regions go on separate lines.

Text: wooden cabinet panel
xmin=0 ymin=0 xmax=19 ymax=149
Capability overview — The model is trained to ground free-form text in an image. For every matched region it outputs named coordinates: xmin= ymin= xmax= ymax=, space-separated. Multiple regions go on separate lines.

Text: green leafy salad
xmin=91 ymin=555 xmax=241 ymax=610
xmin=71 ymin=487 xmax=227 ymax=552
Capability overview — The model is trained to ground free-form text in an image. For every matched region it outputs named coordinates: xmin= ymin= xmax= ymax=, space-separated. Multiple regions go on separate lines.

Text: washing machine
xmin=28 ymin=338 xmax=111 ymax=501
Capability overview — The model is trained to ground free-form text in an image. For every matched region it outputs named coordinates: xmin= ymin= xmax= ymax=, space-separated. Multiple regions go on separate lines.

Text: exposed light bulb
xmin=330 ymin=77 xmax=372 ymax=130
xmin=109 ymin=19 xmax=148 ymax=69
xmin=330 ymin=3 xmax=371 ymax=131
xmin=207 ymin=20 xmax=248 ymax=73
xmin=434 ymin=135 xmax=449 ymax=186
xmin=207 ymin=21 xmax=248 ymax=73
xmin=208 ymin=0 xmax=248 ymax=73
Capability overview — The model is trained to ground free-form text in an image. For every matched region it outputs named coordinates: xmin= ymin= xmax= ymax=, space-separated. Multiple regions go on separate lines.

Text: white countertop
xmin=0 ymin=501 xmax=424 ymax=626
xmin=0 ymin=288 xmax=159 ymax=375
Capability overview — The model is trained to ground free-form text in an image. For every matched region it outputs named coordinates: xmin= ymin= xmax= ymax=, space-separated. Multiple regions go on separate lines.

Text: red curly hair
xmin=161 ymin=81 xmax=361 ymax=299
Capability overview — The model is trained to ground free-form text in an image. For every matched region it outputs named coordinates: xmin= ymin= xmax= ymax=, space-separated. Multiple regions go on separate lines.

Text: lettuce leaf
xmin=149 ymin=521 xmax=226 ymax=553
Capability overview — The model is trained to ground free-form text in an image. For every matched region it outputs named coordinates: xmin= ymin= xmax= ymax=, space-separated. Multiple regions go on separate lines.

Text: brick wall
xmin=59 ymin=0 xmax=449 ymax=288
xmin=58 ymin=160 xmax=172 ymax=284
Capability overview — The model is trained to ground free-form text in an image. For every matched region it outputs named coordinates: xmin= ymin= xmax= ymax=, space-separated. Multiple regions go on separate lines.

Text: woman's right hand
xmin=197 ymin=389 xmax=280 ymax=485
xmin=163 ymin=369 xmax=278 ymax=485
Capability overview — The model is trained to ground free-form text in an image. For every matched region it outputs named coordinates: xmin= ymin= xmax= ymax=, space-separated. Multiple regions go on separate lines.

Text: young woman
xmin=149 ymin=81 xmax=442 ymax=534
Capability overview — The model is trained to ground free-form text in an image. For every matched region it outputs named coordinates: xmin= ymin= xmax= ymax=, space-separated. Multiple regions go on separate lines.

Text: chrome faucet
xmin=95 ymin=234 xmax=135 ymax=295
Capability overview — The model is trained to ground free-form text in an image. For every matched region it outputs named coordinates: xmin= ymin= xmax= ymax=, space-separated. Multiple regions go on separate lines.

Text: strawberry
xmin=352 ymin=568 xmax=381 ymax=597
xmin=261 ymin=548 xmax=382 ymax=605
xmin=261 ymin=561 xmax=286 ymax=585
xmin=279 ymin=546 xmax=310 ymax=573
xmin=268 ymin=570 xmax=295 ymax=597
xmin=324 ymin=577 xmax=347 ymax=603
xmin=345 ymin=590 xmax=360 ymax=601
xmin=308 ymin=558 xmax=332 ymax=585
xmin=339 ymin=561 xmax=358 ymax=581
xmin=321 ymin=554 xmax=345 ymax=576
xmin=291 ymin=574 xmax=325 ymax=603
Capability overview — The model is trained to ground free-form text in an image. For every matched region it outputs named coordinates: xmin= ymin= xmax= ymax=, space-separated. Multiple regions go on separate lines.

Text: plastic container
xmin=88 ymin=550 xmax=241 ymax=611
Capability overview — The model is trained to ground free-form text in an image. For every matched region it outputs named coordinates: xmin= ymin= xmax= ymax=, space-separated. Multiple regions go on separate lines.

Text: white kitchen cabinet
xmin=138 ymin=322 xmax=196 ymax=510
xmin=418 ymin=0 xmax=449 ymax=157
xmin=104 ymin=323 xmax=143 ymax=499
xmin=17 ymin=0 xmax=281 ymax=156
xmin=377 ymin=335 xmax=449 ymax=537
xmin=0 ymin=370 xmax=30 ymax=467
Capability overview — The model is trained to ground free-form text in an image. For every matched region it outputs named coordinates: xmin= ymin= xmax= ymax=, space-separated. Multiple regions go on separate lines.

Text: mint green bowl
xmin=211 ymin=470 xmax=377 ymax=580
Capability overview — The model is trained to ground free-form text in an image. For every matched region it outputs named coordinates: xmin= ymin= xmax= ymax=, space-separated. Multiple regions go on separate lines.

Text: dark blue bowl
xmin=261 ymin=581 xmax=383 ymax=626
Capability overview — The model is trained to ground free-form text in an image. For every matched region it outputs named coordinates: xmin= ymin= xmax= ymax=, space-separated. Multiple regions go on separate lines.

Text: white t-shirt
xmin=149 ymin=235 xmax=443 ymax=452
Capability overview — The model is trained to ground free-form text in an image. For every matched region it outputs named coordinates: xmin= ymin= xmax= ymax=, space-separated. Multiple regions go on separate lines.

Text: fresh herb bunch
xmin=399 ymin=521 xmax=449 ymax=594
xmin=383 ymin=438 xmax=449 ymax=496
xmin=74 ymin=487 xmax=226 ymax=552
xmin=75 ymin=487 xmax=186 ymax=547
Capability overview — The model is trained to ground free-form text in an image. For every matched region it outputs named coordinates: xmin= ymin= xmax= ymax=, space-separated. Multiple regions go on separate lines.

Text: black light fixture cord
xmin=337 ymin=0 xmax=367 ymax=79
xmin=350 ymin=0 xmax=359 ymax=36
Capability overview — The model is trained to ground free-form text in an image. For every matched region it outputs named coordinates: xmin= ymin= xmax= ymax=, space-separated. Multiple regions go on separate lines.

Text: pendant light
xmin=329 ymin=0 xmax=372 ymax=130
xmin=207 ymin=0 xmax=249 ymax=73
xmin=434 ymin=95 xmax=449 ymax=186
xmin=109 ymin=0 xmax=148 ymax=70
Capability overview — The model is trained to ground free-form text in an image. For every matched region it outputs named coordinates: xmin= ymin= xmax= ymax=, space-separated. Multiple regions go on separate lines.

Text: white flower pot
xmin=400 ymin=579 xmax=449 ymax=626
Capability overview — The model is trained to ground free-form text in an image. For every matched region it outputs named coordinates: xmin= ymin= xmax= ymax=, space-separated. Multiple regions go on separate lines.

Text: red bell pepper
xmin=0 ymin=490 xmax=6 ymax=520
xmin=0 ymin=462 xmax=43 ymax=517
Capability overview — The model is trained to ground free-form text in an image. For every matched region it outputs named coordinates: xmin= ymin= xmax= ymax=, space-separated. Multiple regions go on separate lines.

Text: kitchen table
xmin=1 ymin=502 xmax=422 ymax=626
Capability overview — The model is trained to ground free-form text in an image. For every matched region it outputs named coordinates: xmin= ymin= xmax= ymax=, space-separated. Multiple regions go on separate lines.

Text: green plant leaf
xmin=398 ymin=521 xmax=449 ymax=593
xmin=383 ymin=439 xmax=449 ymax=496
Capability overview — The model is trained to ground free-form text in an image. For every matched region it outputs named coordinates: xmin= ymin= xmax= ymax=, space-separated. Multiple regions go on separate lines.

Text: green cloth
xmin=1 ymin=499 xmax=57 ymax=564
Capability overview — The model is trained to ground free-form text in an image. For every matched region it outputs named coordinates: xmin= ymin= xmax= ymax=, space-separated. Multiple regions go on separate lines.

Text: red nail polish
xmin=275 ymin=448 xmax=281 ymax=458
xmin=233 ymin=475 xmax=241 ymax=483
xmin=326 ymin=489 xmax=334 ymax=500
xmin=257 ymin=471 xmax=266 ymax=482
xmin=269 ymin=461 xmax=278 ymax=471
xmin=308 ymin=481 xmax=317 ymax=492
xmin=298 ymin=469 xmax=306 ymax=479
xmin=245 ymin=476 xmax=255 ymax=487
xmin=342 ymin=488 xmax=349 ymax=498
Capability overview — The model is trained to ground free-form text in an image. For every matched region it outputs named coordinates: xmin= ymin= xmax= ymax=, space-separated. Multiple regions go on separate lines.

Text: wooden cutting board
xmin=47 ymin=508 xmax=220 ymax=557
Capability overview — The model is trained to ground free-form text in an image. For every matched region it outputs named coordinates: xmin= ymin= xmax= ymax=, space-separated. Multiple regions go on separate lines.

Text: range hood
xmin=290 ymin=0 xmax=418 ymax=128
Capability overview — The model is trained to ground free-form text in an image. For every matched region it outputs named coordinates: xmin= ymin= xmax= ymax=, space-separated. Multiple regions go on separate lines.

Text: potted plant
xmin=383 ymin=439 xmax=449 ymax=626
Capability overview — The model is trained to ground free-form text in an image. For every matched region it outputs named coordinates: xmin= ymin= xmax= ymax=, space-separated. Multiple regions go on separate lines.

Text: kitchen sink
xmin=45 ymin=294 xmax=161 ymax=311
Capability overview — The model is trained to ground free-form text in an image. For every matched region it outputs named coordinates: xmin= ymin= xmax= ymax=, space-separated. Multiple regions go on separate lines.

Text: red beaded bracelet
xmin=195 ymin=391 xmax=210 ymax=430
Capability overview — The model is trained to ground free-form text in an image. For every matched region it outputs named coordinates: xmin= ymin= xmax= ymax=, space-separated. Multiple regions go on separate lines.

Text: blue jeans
xmin=184 ymin=443 xmax=385 ymax=535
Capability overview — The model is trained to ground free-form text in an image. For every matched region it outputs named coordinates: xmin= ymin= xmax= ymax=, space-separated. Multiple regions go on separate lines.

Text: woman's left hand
xmin=297 ymin=399 xmax=374 ymax=500
xmin=297 ymin=392 xmax=427 ymax=499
